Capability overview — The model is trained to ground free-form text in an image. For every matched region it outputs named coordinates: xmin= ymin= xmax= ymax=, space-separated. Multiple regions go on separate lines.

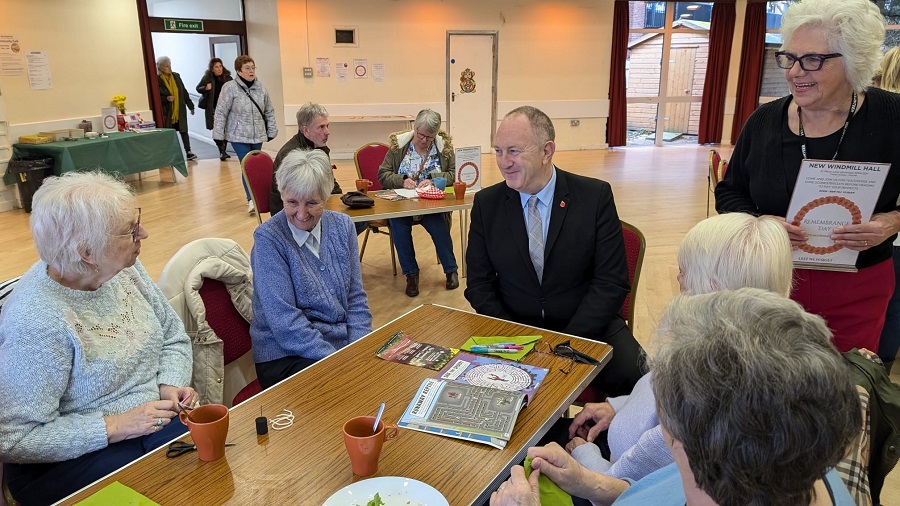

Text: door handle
xmin=452 ymin=92 xmax=456 ymax=102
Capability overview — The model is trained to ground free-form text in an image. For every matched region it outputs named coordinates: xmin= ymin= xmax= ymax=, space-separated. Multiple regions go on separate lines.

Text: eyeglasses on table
xmin=534 ymin=340 xmax=601 ymax=374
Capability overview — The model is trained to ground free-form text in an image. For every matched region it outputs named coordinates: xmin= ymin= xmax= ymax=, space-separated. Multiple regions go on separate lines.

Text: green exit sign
xmin=164 ymin=19 xmax=204 ymax=32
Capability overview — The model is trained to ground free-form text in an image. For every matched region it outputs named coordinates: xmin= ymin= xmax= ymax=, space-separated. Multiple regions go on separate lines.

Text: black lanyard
xmin=798 ymin=91 xmax=857 ymax=160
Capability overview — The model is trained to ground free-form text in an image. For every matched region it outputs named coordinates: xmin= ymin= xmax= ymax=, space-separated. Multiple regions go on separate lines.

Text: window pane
xmin=146 ymin=0 xmax=244 ymax=21
xmin=766 ymin=1 xmax=792 ymax=30
xmin=635 ymin=1 xmax=667 ymax=30
xmin=626 ymin=103 xmax=659 ymax=147
xmin=674 ymin=2 xmax=713 ymax=24
xmin=662 ymin=102 xmax=701 ymax=140
xmin=627 ymin=40 xmax=662 ymax=97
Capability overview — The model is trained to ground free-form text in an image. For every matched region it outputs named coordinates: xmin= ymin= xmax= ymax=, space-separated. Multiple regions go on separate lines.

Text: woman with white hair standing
xmin=157 ymin=56 xmax=197 ymax=161
xmin=716 ymin=0 xmax=900 ymax=354
xmin=250 ymin=149 xmax=372 ymax=389
xmin=0 ymin=172 xmax=195 ymax=504
xmin=378 ymin=109 xmax=458 ymax=297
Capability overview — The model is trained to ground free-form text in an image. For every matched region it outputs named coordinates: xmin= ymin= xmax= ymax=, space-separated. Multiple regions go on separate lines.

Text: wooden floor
xmin=1 ymin=144 xmax=897 ymax=501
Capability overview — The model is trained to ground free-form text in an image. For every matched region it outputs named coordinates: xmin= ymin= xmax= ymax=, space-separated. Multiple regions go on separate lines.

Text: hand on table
xmin=402 ymin=178 xmax=417 ymax=190
xmin=416 ymin=179 xmax=433 ymax=189
xmin=569 ymin=402 xmax=616 ymax=442
xmin=832 ymin=211 xmax=900 ymax=251
xmin=490 ymin=465 xmax=540 ymax=506
xmin=104 ymin=400 xmax=178 ymax=443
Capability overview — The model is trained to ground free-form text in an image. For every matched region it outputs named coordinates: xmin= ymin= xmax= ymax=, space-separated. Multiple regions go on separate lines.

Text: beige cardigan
xmin=158 ymin=238 xmax=254 ymax=406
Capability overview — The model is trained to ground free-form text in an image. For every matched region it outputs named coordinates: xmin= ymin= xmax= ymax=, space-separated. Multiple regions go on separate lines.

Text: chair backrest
xmin=708 ymin=149 xmax=722 ymax=186
xmin=242 ymin=150 xmax=274 ymax=224
xmin=354 ymin=143 xmax=390 ymax=191
xmin=620 ymin=221 xmax=646 ymax=331
xmin=0 ymin=276 xmax=21 ymax=315
xmin=719 ymin=159 xmax=729 ymax=181
xmin=198 ymin=278 xmax=252 ymax=365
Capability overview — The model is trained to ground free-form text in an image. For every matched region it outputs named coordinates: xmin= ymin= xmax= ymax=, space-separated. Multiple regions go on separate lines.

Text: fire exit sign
xmin=164 ymin=19 xmax=204 ymax=32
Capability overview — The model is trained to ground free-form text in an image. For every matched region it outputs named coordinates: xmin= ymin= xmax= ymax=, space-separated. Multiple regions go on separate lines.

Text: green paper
xmin=461 ymin=335 xmax=541 ymax=362
xmin=524 ymin=457 xmax=574 ymax=506
xmin=75 ymin=481 xmax=159 ymax=506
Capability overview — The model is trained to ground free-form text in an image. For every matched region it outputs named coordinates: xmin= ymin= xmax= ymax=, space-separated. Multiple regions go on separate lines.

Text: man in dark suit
xmin=465 ymin=106 xmax=643 ymax=396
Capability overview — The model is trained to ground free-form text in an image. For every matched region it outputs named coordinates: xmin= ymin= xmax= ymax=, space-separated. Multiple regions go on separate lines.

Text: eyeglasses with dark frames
xmin=111 ymin=208 xmax=142 ymax=243
xmin=534 ymin=340 xmax=601 ymax=374
xmin=774 ymin=51 xmax=843 ymax=72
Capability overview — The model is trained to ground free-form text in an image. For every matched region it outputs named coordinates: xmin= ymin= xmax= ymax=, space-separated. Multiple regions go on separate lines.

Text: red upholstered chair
xmin=573 ymin=221 xmax=646 ymax=406
xmin=241 ymin=150 xmax=274 ymax=225
xmin=707 ymin=149 xmax=722 ymax=217
xmin=198 ymin=278 xmax=261 ymax=406
xmin=354 ymin=142 xmax=398 ymax=275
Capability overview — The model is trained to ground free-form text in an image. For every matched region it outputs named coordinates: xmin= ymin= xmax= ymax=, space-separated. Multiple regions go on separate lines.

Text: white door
xmin=447 ymin=32 xmax=496 ymax=154
xmin=209 ymin=36 xmax=241 ymax=70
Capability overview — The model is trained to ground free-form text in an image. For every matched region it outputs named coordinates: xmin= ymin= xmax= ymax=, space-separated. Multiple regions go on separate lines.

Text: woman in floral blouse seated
xmin=0 ymin=172 xmax=196 ymax=504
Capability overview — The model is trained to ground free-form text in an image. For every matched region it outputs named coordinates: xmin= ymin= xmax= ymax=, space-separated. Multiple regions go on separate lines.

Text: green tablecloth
xmin=7 ymin=129 xmax=188 ymax=185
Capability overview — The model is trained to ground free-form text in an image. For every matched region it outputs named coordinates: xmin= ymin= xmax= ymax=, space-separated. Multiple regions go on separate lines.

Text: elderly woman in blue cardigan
xmin=250 ymin=149 xmax=372 ymax=389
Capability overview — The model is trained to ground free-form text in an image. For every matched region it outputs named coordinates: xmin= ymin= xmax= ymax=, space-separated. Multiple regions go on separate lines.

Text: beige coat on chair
xmin=158 ymin=238 xmax=254 ymax=406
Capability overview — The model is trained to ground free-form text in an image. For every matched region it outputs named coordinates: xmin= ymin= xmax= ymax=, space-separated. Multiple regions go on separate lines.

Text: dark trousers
xmin=588 ymin=318 xmax=646 ymax=397
xmin=255 ymin=355 xmax=317 ymax=390
xmin=388 ymin=214 xmax=457 ymax=275
xmin=172 ymin=117 xmax=191 ymax=152
xmin=5 ymin=420 xmax=187 ymax=505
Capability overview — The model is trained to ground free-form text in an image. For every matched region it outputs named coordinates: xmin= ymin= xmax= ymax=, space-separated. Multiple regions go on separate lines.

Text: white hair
xmin=156 ymin=56 xmax=172 ymax=73
xmin=678 ymin=213 xmax=793 ymax=297
xmin=780 ymin=0 xmax=885 ymax=92
xmin=276 ymin=149 xmax=334 ymax=202
xmin=30 ymin=171 xmax=136 ymax=277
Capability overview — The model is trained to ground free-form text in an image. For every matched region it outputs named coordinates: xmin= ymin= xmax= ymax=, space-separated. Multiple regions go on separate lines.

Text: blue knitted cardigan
xmin=249 ymin=211 xmax=372 ymax=363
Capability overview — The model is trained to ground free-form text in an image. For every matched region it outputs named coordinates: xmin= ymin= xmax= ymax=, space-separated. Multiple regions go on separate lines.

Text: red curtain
xmin=698 ymin=3 xmax=736 ymax=144
xmin=606 ymin=1 xmax=629 ymax=147
xmin=730 ymin=2 xmax=767 ymax=144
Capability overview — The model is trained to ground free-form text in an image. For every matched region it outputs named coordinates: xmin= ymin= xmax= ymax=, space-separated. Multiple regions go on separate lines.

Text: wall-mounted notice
xmin=336 ymin=62 xmax=349 ymax=82
xmin=26 ymin=51 xmax=51 ymax=90
xmin=0 ymin=35 xmax=25 ymax=76
xmin=316 ymin=57 xmax=330 ymax=78
xmin=373 ymin=63 xmax=385 ymax=82
xmin=353 ymin=58 xmax=368 ymax=79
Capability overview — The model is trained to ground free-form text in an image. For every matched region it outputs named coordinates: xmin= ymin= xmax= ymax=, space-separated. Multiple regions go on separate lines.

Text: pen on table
xmin=481 ymin=344 xmax=524 ymax=350
xmin=470 ymin=346 xmax=521 ymax=353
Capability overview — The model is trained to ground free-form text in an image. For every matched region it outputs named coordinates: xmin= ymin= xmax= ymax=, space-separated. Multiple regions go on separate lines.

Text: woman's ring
xmin=863 ymin=240 xmax=869 ymax=247
xmin=156 ymin=418 xmax=164 ymax=427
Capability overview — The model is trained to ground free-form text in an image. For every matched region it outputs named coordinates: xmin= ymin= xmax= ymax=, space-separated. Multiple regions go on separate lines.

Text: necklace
xmin=797 ymin=91 xmax=857 ymax=160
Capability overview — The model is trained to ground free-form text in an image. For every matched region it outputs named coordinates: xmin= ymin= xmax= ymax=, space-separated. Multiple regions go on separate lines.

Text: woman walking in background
xmin=157 ymin=56 xmax=197 ymax=161
xmin=196 ymin=58 xmax=233 ymax=161
xmin=213 ymin=55 xmax=278 ymax=214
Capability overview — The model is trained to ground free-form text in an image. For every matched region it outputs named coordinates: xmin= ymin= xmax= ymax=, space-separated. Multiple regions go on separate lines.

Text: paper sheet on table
xmin=461 ymin=335 xmax=541 ymax=362
xmin=75 ymin=481 xmax=159 ymax=505
xmin=394 ymin=188 xmax=418 ymax=199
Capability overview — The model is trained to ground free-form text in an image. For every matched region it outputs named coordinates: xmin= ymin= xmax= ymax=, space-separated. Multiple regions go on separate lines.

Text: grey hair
xmin=780 ymin=0 xmax=884 ymax=92
xmin=276 ymin=149 xmax=334 ymax=202
xmin=652 ymin=289 xmax=860 ymax=506
xmin=413 ymin=109 xmax=442 ymax=136
xmin=506 ymin=106 xmax=556 ymax=143
xmin=30 ymin=171 xmax=136 ymax=278
xmin=156 ymin=56 xmax=171 ymax=72
xmin=678 ymin=213 xmax=793 ymax=297
xmin=296 ymin=102 xmax=329 ymax=129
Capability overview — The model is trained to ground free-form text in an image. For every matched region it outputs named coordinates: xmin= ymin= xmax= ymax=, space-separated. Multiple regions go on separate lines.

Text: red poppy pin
xmin=560 ymin=201 xmax=566 ymax=208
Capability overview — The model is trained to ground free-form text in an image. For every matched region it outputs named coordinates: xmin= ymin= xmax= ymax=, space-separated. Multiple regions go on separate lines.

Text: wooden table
xmin=62 ymin=304 xmax=611 ymax=505
xmin=8 ymin=130 xmax=187 ymax=185
xmin=325 ymin=191 xmax=475 ymax=276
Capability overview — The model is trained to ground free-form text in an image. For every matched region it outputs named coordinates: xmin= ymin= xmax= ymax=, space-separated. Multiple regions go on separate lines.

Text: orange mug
xmin=179 ymin=404 xmax=229 ymax=462
xmin=453 ymin=181 xmax=467 ymax=200
xmin=343 ymin=415 xmax=399 ymax=476
xmin=355 ymin=179 xmax=373 ymax=193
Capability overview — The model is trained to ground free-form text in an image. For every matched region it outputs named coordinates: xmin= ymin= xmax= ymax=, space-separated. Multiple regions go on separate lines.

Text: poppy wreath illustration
xmin=791 ymin=196 xmax=862 ymax=255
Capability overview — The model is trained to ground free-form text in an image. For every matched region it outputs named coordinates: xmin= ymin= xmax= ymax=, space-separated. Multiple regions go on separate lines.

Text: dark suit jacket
xmin=465 ymin=168 xmax=630 ymax=339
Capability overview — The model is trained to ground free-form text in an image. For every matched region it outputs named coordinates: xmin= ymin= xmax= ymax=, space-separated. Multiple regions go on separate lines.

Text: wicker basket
xmin=17 ymin=135 xmax=53 ymax=145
